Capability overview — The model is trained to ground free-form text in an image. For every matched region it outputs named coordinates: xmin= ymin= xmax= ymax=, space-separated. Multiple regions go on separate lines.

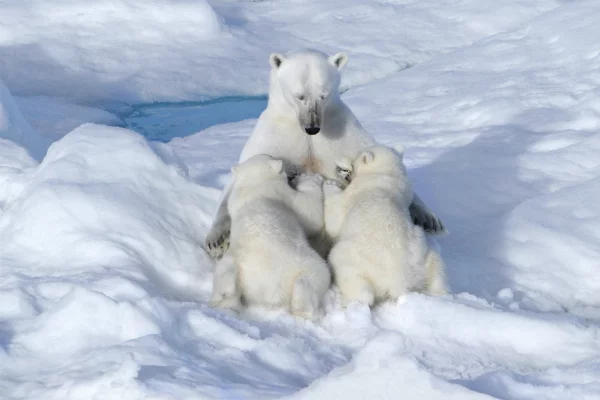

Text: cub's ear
xmin=329 ymin=52 xmax=348 ymax=70
xmin=360 ymin=151 xmax=374 ymax=165
xmin=394 ymin=144 xmax=405 ymax=159
xmin=269 ymin=53 xmax=285 ymax=69
xmin=268 ymin=159 xmax=284 ymax=173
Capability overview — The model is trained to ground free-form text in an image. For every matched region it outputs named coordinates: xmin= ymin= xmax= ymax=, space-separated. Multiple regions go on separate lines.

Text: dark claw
xmin=288 ymin=173 xmax=298 ymax=184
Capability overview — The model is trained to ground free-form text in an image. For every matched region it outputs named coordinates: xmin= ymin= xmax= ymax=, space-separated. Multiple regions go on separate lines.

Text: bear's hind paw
xmin=211 ymin=292 xmax=242 ymax=311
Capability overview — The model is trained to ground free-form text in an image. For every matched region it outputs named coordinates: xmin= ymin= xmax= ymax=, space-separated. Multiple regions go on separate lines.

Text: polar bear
xmin=205 ymin=49 xmax=445 ymax=258
xmin=325 ymin=145 xmax=447 ymax=306
xmin=210 ymin=154 xmax=331 ymax=318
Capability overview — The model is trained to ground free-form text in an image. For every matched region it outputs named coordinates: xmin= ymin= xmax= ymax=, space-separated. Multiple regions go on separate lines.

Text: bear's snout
xmin=305 ymin=127 xmax=320 ymax=135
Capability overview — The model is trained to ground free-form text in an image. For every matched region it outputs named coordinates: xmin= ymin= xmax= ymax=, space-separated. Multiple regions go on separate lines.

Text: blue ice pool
xmin=120 ymin=96 xmax=268 ymax=142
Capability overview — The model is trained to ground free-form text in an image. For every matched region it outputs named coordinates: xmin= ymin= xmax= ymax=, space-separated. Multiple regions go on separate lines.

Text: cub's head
xmin=350 ymin=144 xmax=407 ymax=180
xmin=269 ymin=49 xmax=348 ymax=136
xmin=231 ymin=154 xmax=287 ymax=184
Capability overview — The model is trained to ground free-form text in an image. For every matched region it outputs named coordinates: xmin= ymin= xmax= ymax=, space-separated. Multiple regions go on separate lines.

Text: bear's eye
xmin=296 ymin=94 xmax=305 ymax=101
xmin=320 ymin=94 xmax=326 ymax=100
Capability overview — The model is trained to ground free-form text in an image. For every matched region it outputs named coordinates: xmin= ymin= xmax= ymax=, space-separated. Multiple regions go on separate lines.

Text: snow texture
xmin=1 ymin=0 xmax=600 ymax=399
xmin=0 ymin=0 xmax=559 ymax=104
xmin=15 ymin=96 xmax=124 ymax=142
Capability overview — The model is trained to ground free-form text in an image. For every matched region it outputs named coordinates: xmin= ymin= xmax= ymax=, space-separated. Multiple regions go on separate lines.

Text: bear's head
xmin=269 ymin=49 xmax=348 ymax=136
xmin=231 ymin=154 xmax=287 ymax=184
xmin=350 ymin=144 xmax=407 ymax=180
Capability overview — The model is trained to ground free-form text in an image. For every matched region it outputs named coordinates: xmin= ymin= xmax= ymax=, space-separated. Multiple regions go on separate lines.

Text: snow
xmin=15 ymin=96 xmax=123 ymax=142
xmin=0 ymin=80 xmax=49 ymax=161
xmin=0 ymin=0 xmax=561 ymax=104
xmin=287 ymin=329 xmax=495 ymax=400
xmin=2 ymin=0 xmax=600 ymax=399
xmin=339 ymin=0 xmax=600 ymax=318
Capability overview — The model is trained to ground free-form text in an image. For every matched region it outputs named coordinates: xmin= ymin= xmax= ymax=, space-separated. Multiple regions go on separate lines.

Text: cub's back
xmin=231 ymin=198 xmax=306 ymax=246
xmin=342 ymin=188 xmax=411 ymax=244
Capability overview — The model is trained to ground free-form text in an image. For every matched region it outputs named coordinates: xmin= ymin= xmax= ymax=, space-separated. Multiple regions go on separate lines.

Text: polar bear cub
xmin=210 ymin=154 xmax=331 ymax=318
xmin=325 ymin=145 xmax=447 ymax=306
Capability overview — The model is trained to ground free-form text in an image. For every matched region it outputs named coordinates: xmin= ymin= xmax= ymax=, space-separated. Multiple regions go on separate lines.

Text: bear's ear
xmin=269 ymin=53 xmax=285 ymax=69
xmin=268 ymin=159 xmax=284 ymax=173
xmin=360 ymin=151 xmax=374 ymax=165
xmin=329 ymin=52 xmax=348 ymax=70
xmin=231 ymin=165 xmax=239 ymax=176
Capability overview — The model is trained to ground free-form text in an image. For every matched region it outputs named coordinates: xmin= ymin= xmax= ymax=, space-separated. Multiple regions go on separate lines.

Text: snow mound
xmin=0 ymin=138 xmax=37 ymax=217
xmin=0 ymin=124 xmax=217 ymax=299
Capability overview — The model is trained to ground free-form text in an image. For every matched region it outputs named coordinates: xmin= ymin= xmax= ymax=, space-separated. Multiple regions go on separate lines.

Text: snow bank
xmin=0 ymin=0 xmax=560 ymax=104
xmin=0 ymin=138 xmax=37 ymax=217
xmin=0 ymin=124 xmax=214 ymax=398
xmin=0 ymin=124 xmax=216 ymax=299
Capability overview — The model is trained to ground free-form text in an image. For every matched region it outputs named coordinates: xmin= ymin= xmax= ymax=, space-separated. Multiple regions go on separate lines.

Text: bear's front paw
xmin=409 ymin=203 xmax=447 ymax=236
xmin=205 ymin=226 xmax=231 ymax=260
xmin=335 ymin=159 xmax=353 ymax=183
xmin=294 ymin=173 xmax=324 ymax=192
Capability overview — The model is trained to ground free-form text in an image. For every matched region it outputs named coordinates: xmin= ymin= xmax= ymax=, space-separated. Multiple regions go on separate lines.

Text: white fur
xmin=210 ymin=155 xmax=330 ymax=319
xmin=325 ymin=145 xmax=447 ymax=307
xmin=205 ymin=49 xmax=445 ymax=259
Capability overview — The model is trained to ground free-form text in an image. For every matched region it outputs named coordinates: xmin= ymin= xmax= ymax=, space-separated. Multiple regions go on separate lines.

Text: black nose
xmin=305 ymin=127 xmax=320 ymax=135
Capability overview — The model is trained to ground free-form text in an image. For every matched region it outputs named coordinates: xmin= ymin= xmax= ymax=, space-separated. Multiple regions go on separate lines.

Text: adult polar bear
xmin=206 ymin=49 xmax=445 ymax=257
